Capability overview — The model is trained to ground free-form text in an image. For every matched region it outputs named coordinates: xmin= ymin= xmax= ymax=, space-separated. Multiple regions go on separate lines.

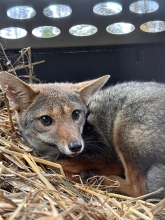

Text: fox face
xmin=17 ymin=84 xmax=88 ymax=158
xmin=0 ymin=72 xmax=109 ymax=159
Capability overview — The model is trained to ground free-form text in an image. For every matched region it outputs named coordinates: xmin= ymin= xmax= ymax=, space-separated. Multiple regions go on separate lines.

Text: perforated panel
xmin=0 ymin=0 xmax=164 ymax=49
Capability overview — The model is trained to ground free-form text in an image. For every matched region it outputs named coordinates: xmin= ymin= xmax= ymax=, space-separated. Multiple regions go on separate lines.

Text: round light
xmin=93 ymin=2 xmax=122 ymax=16
xmin=43 ymin=4 xmax=72 ymax=18
xmin=32 ymin=26 xmax=61 ymax=38
xmin=7 ymin=6 xmax=36 ymax=19
xmin=0 ymin=27 xmax=27 ymax=39
xmin=69 ymin=24 xmax=97 ymax=36
xmin=140 ymin=21 xmax=165 ymax=33
xmin=106 ymin=22 xmax=135 ymax=34
xmin=130 ymin=1 xmax=159 ymax=14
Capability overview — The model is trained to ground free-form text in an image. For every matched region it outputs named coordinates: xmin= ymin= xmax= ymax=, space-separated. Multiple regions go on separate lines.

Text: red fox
xmin=0 ymin=71 xmax=165 ymax=198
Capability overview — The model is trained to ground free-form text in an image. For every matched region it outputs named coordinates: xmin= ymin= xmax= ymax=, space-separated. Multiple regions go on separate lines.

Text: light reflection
xmin=32 ymin=26 xmax=61 ymax=38
xmin=93 ymin=2 xmax=122 ymax=15
xmin=140 ymin=21 xmax=165 ymax=33
xmin=130 ymin=0 xmax=159 ymax=14
xmin=43 ymin=4 xmax=72 ymax=18
xmin=0 ymin=27 xmax=27 ymax=39
xmin=106 ymin=22 xmax=135 ymax=34
xmin=69 ymin=24 xmax=97 ymax=36
xmin=7 ymin=6 xmax=36 ymax=19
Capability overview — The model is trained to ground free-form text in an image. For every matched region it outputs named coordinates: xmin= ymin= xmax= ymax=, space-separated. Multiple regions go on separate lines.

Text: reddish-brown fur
xmin=57 ymin=156 xmax=124 ymax=184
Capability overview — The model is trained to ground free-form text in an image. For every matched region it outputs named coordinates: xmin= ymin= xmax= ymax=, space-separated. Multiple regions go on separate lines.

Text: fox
xmin=55 ymin=80 xmax=165 ymax=199
xmin=0 ymin=71 xmax=165 ymax=198
xmin=0 ymin=71 xmax=109 ymax=159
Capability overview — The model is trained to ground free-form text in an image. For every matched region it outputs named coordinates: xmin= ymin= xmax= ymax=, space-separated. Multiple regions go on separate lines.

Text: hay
xmin=0 ymin=47 xmax=165 ymax=219
xmin=0 ymin=122 xmax=165 ymax=220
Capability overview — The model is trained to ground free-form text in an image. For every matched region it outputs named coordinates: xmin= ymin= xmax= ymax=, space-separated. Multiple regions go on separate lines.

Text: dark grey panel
xmin=27 ymin=44 xmax=165 ymax=83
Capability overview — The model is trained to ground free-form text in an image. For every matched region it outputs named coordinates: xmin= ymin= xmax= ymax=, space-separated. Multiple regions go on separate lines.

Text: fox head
xmin=0 ymin=72 xmax=109 ymax=159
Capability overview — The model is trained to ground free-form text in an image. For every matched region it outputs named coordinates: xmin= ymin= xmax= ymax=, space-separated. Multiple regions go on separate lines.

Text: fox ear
xmin=75 ymin=75 xmax=110 ymax=105
xmin=0 ymin=71 xmax=39 ymax=111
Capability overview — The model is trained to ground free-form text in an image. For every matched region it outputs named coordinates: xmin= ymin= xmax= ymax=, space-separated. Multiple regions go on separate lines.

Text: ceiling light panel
xmin=140 ymin=21 xmax=165 ymax=33
xmin=43 ymin=4 xmax=72 ymax=18
xmin=7 ymin=6 xmax=36 ymax=19
xmin=106 ymin=23 xmax=135 ymax=34
xmin=130 ymin=0 xmax=159 ymax=14
xmin=0 ymin=27 xmax=27 ymax=39
xmin=0 ymin=0 xmax=164 ymax=48
xmin=93 ymin=2 xmax=122 ymax=16
xmin=69 ymin=25 xmax=98 ymax=36
xmin=32 ymin=26 xmax=61 ymax=38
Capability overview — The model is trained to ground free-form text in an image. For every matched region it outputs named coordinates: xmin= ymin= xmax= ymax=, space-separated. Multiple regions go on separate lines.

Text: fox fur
xmin=1 ymin=71 xmax=165 ymax=198
xmin=58 ymin=81 xmax=165 ymax=198
xmin=0 ymin=71 xmax=109 ymax=158
xmin=84 ymin=81 xmax=165 ymax=198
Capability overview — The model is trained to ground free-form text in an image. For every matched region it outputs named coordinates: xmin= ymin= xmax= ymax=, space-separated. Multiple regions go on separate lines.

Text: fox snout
xmin=57 ymin=140 xmax=84 ymax=157
xmin=68 ymin=141 xmax=83 ymax=153
xmin=57 ymin=138 xmax=84 ymax=156
xmin=21 ymin=131 xmax=84 ymax=158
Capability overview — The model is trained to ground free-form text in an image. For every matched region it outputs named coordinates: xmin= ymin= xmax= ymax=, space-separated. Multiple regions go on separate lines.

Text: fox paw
xmin=79 ymin=170 xmax=98 ymax=181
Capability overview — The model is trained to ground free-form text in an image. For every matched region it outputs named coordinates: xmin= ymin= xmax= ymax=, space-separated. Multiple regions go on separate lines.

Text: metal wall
xmin=19 ymin=43 xmax=165 ymax=84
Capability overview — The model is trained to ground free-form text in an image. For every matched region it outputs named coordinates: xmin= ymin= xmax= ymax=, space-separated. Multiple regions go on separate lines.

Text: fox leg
xmin=73 ymin=157 xmax=147 ymax=197
xmin=111 ymin=117 xmax=149 ymax=197
xmin=56 ymin=156 xmax=147 ymax=197
xmin=107 ymin=142 xmax=147 ymax=197
xmin=56 ymin=156 xmax=124 ymax=183
xmin=103 ymin=165 xmax=147 ymax=197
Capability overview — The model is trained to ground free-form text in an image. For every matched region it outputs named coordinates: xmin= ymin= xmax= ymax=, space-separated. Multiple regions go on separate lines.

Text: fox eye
xmin=40 ymin=115 xmax=53 ymax=126
xmin=72 ymin=110 xmax=81 ymax=120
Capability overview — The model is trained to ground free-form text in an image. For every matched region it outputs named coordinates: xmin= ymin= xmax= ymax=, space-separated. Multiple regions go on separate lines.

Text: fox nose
xmin=68 ymin=141 xmax=82 ymax=153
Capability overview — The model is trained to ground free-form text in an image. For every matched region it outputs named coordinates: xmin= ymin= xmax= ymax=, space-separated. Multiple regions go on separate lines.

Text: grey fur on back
xmin=87 ymin=81 xmax=165 ymax=198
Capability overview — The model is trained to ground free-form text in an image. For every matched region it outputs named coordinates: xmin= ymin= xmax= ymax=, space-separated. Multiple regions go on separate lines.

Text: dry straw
xmin=0 ymin=46 xmax=165 ymax=219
